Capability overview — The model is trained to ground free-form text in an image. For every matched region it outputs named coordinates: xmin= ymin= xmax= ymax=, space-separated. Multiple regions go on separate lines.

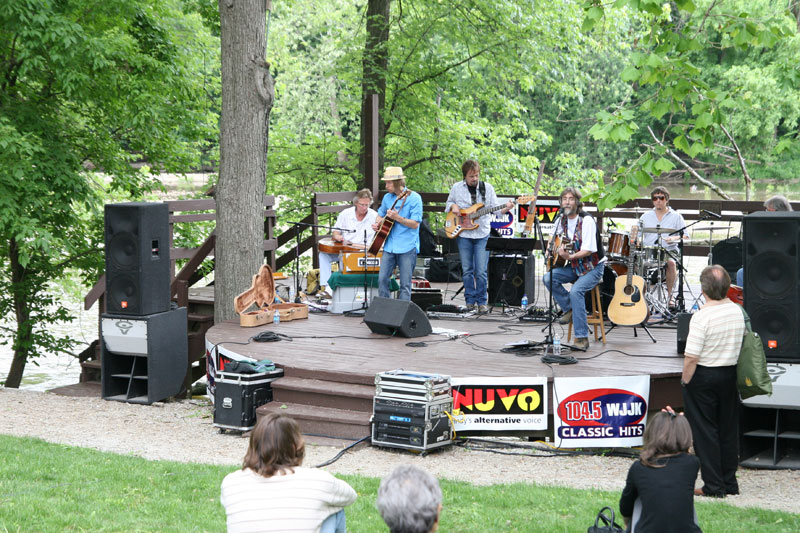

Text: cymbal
xmin=641 ymin=227 xmax=676 ymax=234
xmin=693 ymin=226 xmax=732 ymax=231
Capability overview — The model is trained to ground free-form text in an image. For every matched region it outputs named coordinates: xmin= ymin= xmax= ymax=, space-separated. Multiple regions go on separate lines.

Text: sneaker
xmin=573 ymin=337 xmax=589 ymax=351
xmin=478 ymin=304 xmax=490 ymax=314
xmin=465 ymin=303 xmax=477 ymax=312
xmin=317 ymin=289 xmax=332 ymax=300
xmin=558 ymin=310 xmax=573 ymax=325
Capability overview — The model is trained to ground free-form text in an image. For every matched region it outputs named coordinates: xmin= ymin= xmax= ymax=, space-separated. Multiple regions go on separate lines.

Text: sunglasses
xmin=652 ymin=195 xmax=666 ymax=200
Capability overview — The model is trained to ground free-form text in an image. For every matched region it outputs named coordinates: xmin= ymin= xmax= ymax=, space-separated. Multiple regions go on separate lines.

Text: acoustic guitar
xmin=367 ymin=189 xmax=411 ymax=256
xmin=444 ymin=195 xmax=535 ymax=239
xmin=318 ymin=237 xmax=366 ymax=255
xmin=545 ymin=235 xmax=573 ymax=271
xmin=607 ymin=250 xmax=649 ymax=326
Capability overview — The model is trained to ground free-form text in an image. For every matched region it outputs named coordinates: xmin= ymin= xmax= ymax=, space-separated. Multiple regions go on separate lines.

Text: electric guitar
xmin=545 ymin=235 xmax=573 ymax=271
xmin=607 ymin=249 xmax=649 ymax=326
xmin=444 ymin=195 xmax=535 ymax=238
xmin=367 ymin=189 xmax=411 ymax=256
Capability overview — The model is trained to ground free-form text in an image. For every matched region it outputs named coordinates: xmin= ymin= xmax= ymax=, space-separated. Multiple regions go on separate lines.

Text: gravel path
xmin=2 ymin=388 xmax=799 ymax=515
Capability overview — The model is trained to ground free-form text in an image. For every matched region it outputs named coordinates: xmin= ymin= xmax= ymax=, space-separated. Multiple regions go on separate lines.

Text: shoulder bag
xmin=736 ymin=306 xmax=773 ymax=400
xmin=587 ymin=506 xmax=625 ymax=533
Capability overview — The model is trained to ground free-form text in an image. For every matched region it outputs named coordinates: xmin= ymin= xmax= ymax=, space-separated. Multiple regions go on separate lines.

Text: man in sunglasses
xmin=637 ymin=186 xmax=686 ymax=309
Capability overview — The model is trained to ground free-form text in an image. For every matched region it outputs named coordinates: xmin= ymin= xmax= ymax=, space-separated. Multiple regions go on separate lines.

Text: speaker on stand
xmin=743 ymin=212 xmax=800 ymax=363
xmin=102 ymin=202 xmax=187 ymax=403
xmin=105 ymin=202 xmax=171 ymax=315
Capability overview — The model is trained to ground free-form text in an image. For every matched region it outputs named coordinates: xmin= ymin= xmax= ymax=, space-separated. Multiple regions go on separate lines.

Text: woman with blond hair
xmin=220 ymin=413 xmax=356 ymax=532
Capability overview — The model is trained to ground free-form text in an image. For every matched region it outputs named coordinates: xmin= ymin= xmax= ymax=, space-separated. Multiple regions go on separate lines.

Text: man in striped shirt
xmin=681 ymin=265 xmax=745 ymax=498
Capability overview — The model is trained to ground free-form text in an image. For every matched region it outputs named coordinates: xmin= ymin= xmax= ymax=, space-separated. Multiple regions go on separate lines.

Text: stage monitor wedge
xmin=105 ymin=202 xmax=170 ymax=316
xmin=364 ymin=297 xmax=432 ymax=338
xmin=743 ymin=211 xmax=800 ymax=363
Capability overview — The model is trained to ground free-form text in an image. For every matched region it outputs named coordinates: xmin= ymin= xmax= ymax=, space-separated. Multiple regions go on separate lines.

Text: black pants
xmin=682 ymin=364 xmax=739 ymax=496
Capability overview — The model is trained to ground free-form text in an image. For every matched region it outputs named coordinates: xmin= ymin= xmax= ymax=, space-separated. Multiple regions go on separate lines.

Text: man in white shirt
xmin=682 ymin=265 xmax=744 ymax=498
xmin=636 ymin=186 xmax=686 ymax=308
xmin=542 ymin=187 xmax=606 ymax=351
xmin=317 ymin=189 xmax=378 ymax=296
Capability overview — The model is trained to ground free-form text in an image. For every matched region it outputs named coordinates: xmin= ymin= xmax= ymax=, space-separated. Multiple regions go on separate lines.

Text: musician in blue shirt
xmin=372 ymin=167 xmax=423 ymax=300
xmin=445 ymin=160 xmax=513 ymax=313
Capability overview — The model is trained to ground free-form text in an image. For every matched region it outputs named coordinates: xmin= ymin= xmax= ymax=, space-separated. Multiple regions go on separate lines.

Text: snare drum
xmin=607 ymin=231 xmax=631 ymax=260
xmin=643 ymin=246 xmax=666 ymax=268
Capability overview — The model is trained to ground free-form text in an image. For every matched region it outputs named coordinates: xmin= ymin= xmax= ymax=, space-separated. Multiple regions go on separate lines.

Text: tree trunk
xmin=216 ymin=0 xmax=274 ymax=323
xmin=4 ymin=238 xmax=32 ymax=388
xmin=358 ymin=0 xmax=391 ymax=188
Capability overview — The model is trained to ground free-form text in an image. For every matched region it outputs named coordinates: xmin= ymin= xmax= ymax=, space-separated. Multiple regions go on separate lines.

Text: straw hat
xmin=381 ymin=166 xmax=405 ymax=181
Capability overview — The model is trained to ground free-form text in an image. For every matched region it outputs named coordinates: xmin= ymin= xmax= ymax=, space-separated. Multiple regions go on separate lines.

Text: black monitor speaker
xmin=105 ymin=202 xmax=170 ymax=316
xmin=676 ymin=313 xmax=692 ymax=354
xmin=488 ymin=254 xmax=535 ymax=306
xmin=743 ymin=212 xmax=800 ymax=362
xmin=364 ymin=297 xmax=432 ymax=338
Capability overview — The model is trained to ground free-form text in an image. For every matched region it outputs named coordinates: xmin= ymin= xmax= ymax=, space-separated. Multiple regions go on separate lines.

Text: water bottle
xmin=691 ymin=301 xmax=699 ymax=313
xmin=521 ymin=293 xmax=528 ymax=310
xmin=273 ymin=309 xmax=280 ymax=325
xmin=553 ymin=333 xmax=561 ymax=356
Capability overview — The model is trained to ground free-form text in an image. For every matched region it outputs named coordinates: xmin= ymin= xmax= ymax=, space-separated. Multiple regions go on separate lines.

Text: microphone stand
xmin=667 ymin=214 xmax=712 ymax=313
xmin=288 ymin=221 xmax=353 ymax=303
xmin=344 ymin=228 xmax=372 ymax=317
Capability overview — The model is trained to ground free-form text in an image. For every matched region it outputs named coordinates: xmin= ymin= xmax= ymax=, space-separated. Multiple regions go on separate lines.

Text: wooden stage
xmin=207 ymin=299 xmax=685 ymax=439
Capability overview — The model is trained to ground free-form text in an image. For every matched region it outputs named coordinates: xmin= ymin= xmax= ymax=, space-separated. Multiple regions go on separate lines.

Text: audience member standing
xmin=376 ymin=464 xmax=442 ymax=533
xmin=682 ymin=265 xmax=744 ymax=497
xmin=620 ymin=408 xmax=701 ymax=532
xmin=220 ymin=413 xmax=356 ymax=532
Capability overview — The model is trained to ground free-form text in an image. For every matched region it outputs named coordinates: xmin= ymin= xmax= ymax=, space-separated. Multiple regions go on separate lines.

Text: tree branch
xmin=719 ymin=124 xmax=752 ymax=201
xmin=647 ymin=127 xmax=732 ymax=200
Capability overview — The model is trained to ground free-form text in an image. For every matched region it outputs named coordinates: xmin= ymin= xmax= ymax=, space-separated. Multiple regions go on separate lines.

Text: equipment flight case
xmin=371 ymin=395 xmax=453 ymax=453
xmin=213 ymin=368 xmax=284 ymax=432
xmin=372 ymin=370 xmax=453 ymax=452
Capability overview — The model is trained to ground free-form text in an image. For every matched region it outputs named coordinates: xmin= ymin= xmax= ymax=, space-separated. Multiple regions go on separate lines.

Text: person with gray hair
xmin=763 ymin=194 xmax=793 ymax=212
xmin=376 ymin=465 xmax=442 ymax=533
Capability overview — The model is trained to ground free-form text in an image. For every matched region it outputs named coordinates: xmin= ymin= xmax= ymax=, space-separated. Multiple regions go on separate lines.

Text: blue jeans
xmin=379 ymin=248 xmax=417 ymax=300
xmin=320 ymin=510 xmax=346 ymax=533
xmin=542 ymin=263 xmax=605 ymax=339
xmin=457 ymin=235 xmax=489 ymax=305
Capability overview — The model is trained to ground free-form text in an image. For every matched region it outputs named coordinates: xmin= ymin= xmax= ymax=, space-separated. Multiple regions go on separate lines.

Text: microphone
xmin=702 ymin=209 xmax=722 ymax=220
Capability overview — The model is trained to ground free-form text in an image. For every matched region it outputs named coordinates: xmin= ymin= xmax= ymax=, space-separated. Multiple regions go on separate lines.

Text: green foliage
xmin=2 ymin=435 xmax=800 ymax=532
xmin=0 ymin=0 xmax=218 ymax=384
xmin=581 ymin=0 xmax=800 ymax=207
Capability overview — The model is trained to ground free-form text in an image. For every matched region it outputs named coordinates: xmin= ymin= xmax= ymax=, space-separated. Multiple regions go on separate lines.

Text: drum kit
xmin=605 ymin=225 xmax=677 ymax=317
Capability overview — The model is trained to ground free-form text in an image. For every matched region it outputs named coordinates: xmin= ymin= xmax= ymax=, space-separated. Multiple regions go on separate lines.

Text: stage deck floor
xmin=207 ymin=310 xmax=683 ymax=383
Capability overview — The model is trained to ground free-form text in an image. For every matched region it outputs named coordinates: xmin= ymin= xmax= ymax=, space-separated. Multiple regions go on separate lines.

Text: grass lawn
xmin=0 ymin=435 xmax=797 ymax=532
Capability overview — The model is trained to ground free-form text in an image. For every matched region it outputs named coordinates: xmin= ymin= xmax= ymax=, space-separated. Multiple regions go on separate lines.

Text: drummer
xmin=635 ymin=186 xmax=686 ymax=309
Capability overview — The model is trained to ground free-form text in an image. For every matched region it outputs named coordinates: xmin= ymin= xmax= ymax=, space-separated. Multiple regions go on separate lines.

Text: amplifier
xmin=371 ymin=396 xmax=453 ymax=452
xmin=375 ymin=370 xmax=451 ymax=401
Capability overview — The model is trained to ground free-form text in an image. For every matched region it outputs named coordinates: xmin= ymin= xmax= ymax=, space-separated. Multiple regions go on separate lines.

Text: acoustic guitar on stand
xmin=444 ymin=195 xmax=535 ymax=239
xmin=608 ymin=228 xmax=649 ymax=326
xmin=367 ymin=189 xmax=411 ymax=256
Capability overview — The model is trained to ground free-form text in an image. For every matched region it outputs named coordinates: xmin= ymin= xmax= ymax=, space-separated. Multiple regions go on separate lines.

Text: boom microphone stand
xmin=344 ymin=228 xmax=372 ymax=317
xmin=289 ymin=221 xmax=354 ymax=303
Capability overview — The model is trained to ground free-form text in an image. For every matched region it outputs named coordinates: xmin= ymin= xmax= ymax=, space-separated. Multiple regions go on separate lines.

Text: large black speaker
xmin=364 ymin=297 xmax=432 ymax=338
xmin=743 ymin=212 xmax=800 ymax=362
xmin=105 ymin=202 xmax=170 ymax=316
xmin=676 ymin=313 xmax=692 ymax=354
xmin=488 ymin=254 xmax=535 ymax=306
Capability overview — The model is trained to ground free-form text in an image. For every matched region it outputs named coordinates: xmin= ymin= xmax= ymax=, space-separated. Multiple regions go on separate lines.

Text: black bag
xmin=587 ymin=506 xmax=625 ymax=533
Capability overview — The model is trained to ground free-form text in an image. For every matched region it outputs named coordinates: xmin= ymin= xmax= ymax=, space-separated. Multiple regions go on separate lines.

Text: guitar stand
xmin=606 ymin=321 xmax=657 ymax=343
